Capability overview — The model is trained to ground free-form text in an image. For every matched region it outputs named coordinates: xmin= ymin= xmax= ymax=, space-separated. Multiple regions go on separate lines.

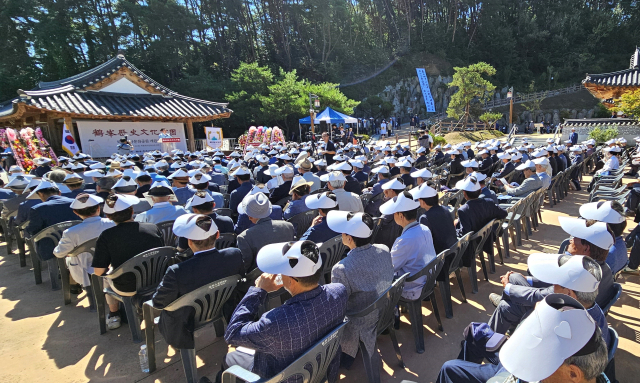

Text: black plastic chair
xmin=91 ymin=246 xmax=175 ymax=342
xmin=398 ymin=251 xmax=446 ymax=353
xmin=286 ymin=209 xmax=318 ymax=239
xmin=318 ymin=235 xmax=349 ymax=284
xmin=213 ymin=208 xmax=234 ymax=218
xmin=215 ymin=232 xmax=237 ymax=250
xmin=558 ymin=237 xmax=570 ymax=254
xmin=156 ymin=220 xmax=177 ymax=247
xmin=350 ymin=273 xmax=409 ymax=383
xmin=602 ymin=283 xmax=622 ymax=316
xmin=369 ymin=217 xmax=383 ymax=245
xmin=27 ymin=220 xmax=82 ymax=288
xmin=58 ymin=237 xmax=98 ymax=310
xmin=605 ymin=326 xmax=619 ymax=383
xmin=221 ymin=321 xmax=347 ymax=383
xmin=438 ymin=233 xmax=472 ymax=318
xmin=275 ymin=196 xmax=292 ymax=208
xmin=466 ymin=219 xmax=496 ymax=294
xmin=223 ymin=193 xmax=231 ymax=208
xmin=145 ymin=274 xmax=240 ymax=383
xmin=15 ymin=221 xmax=28 ymax=268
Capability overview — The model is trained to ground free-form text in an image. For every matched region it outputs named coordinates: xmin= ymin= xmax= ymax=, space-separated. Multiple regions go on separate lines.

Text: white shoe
xmin=107 ymin=315 xmax=121 ymax=330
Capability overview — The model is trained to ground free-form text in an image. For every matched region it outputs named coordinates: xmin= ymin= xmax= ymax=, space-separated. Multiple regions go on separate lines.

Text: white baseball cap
xmin=558 ymin=216 xmax=614 ymax=250
xmin=70 ymin=193 xmax=104 ymax=209
xmin=326 ymin=211 xmax=374 ymax=238
xmin=172 ymin=214 xmax=219 ymax=240
xmin=461 ymin=159 xmax=479 ymax=168
xmin=410 ymin=168 xmax=433 ymax=179
xmin=578 ymin=201 xmax=625 ymax=224
xmin=379 ymin=190 xmax=420 ymax=215
xmin=102 ymin=194 xmax=140 ymax=214
xmin=409 ymin=183 xmax=437 ymax=199
xmin=499 ymin=294 xmax=597 ymax=382
xmin=527 ymin=253 xmax=600 ymax=292
xmin=257 ymin=241 xmax=322 ymax=277
xmin=305 ymin=192 xmax=338 ymax=210
xmin=497 ymin=152 xmax=512 ymax=160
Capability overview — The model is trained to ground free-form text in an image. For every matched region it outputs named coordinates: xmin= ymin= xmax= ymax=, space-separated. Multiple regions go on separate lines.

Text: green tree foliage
xmin=479 ymin=112 xmax=503 ymax=128
xmin=588 ymin=126 xmax=619 ymax=143
xmin=447 ymin=63 xmax=497 ymax=120
xmin=613 ymin=89 xmax=640 ymax=118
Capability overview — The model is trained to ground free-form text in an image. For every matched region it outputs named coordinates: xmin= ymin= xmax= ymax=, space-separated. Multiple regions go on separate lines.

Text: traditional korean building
xmin=583 ymin=47 xmax=640 ymax=108
xmin=0 ymin=53 xmax=231 ymax=155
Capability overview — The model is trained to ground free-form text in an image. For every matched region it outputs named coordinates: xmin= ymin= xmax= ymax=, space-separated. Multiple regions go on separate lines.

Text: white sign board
xmin=205 ymin=127 xmax=223 ymax=149
xmin=75 ymin=121 xmax=187 ymax=158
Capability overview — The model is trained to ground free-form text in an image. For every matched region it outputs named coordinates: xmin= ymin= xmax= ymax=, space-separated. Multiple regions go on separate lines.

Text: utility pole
xmin=508 ymin=87 xmax=514 ymax=127
xmin=309 ymin=94 xmax=319 ymax=134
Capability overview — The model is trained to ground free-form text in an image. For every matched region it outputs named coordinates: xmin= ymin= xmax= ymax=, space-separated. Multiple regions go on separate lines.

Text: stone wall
xmin=561 ymin=124 xmax=640 ymax=144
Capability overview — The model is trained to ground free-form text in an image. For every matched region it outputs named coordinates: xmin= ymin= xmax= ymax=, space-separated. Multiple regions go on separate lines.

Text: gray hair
xmin=558 ymin=254 xmax=601 ymax=306
xmin=562 ymin=328 xmax=608 ymax=380
xmin=329 ymin=180 xmax=345 ymax=189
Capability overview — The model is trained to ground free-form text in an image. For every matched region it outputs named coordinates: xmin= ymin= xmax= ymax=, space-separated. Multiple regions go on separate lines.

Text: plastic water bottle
xmin=139 ymin=345 xmax=149 ymax=373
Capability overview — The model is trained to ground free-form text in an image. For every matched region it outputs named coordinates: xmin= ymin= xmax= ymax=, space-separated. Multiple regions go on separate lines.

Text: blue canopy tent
xmin=299 ymin=107 xmax=358 ymax=139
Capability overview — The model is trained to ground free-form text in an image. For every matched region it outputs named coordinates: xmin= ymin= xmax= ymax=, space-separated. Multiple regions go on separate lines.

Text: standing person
xmin=570 ymin=127 xmax=579 ymax=145
xmin=92 ymin=194 xmax=164 ymax=329
xmin=380 ymin=120 xmax=387 ymax=138
xmin=327 ymin=211 xmax=394 ymax=368
xmin=321 ymin=132 xmax=336 ymax=166
xmin=116 ymin=137 xmax=134 ymax=156
xmin=159 ymin=128 xmax=173 ymax=154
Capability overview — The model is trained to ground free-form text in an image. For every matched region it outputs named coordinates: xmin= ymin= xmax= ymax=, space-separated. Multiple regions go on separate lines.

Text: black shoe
xmin=70 ymin=284 xmax=82 ymax=294
xmin=340 ymin=352 xmax=356 ymax=370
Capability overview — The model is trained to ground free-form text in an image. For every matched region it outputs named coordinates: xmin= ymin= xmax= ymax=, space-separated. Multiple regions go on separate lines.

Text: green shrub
xmin=430 ymin=133 xmax=447 ymax=146
xmin=588 ymin=126 xmax=619 ymax=144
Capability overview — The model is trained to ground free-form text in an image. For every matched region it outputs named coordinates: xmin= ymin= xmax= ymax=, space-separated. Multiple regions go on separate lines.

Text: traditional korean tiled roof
xmin=0 ymin=54 xmax=231 ymax=120
xmin=563 ymin=118 xmax=638 ymax=127
xmin=583 ymin=68 xmax=640 ymax=87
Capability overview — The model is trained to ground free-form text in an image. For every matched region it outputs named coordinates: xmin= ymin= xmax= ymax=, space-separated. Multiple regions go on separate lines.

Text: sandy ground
xmin=0 ymin=176 xmax=639 ymax=383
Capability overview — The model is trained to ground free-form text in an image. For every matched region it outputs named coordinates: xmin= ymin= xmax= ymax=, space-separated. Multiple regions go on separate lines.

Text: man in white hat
xmin=494 ymin=152 xmax=515 ymax=180
xmin=321 ymin=171 xmax=364 ymax=213
xmin=380 ymin=190 xmax=437 ymax=300
xmin=580 ymin=201 xmax=628 ymax=275
xmin=135 ymin=181 xmax=187 ymax=224
xmin=269 ymin=165 xmax=295 ymax=205
xmin=14 ymin=178 xmax=42 ymax=226
xmin=366 ymin=166 xmax=391 ymax=197
xmin=300 ymin=192 xmax=340 ymax=243
xmin=25 ymin=181 xmax=79 ymax=262
xmin=334 ymin=161 xmax=362 ymax=194
xmin=397 ymin=159 xmax=415 ymax=188
xmin=236 ymin=193 xmax=295 ymax=271
xmin=327 ymin=211 xmax=394 ymax=366
xmin=2 ymin=176 xmax=33 ymax=216
xmin=53 ymin=193 xmax=115 ymax=300
xmin=168 ymin=169 xmax=195 ymax=205
xmin=533 ymin=157 xmax=552 ymax=188
xmin=570 ymin=126 xmax=579 ymax=145
xmin=437 ymin=294 xmax=609 ymax=383
xmin=152 ymin=214 xmax=244 ymax=350
xmin=411 ymin=183 xmax=457 ymax=255
xmin=93 ymin=194 xmax=164 ymax=330
xmin=503 ymin=160 xmax=542 ymax=198
xmin=456 ymin=176 xmax=508 ymax=270
xmin=229 ymin=167 xmax=253 ymax=213
xmin=31 ymin=157 xmax=52 ymax=177
xmin=223 ymin=240 xmax=348 ymax=383
xmin=112 ymin=176 xmax=152 ymax=214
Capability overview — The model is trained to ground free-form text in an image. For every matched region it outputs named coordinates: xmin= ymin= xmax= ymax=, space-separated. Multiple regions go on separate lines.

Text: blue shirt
xmin=390 ymin=222 xmax=437 ymax=299
xmin=173 ymin=186 xmax=196 ymax=206
xmin=300 ymin=217 xmax=339 ymax=243
xmin=606 ymin=236 xmax=628 ymax=274
xmin=229 ymin=182 xmax=253 ymax=213
xmin=283 ymin=197 xmax=310 ymax=220
xmin=135 ymin=202 xmax=187 ymax=224
xmin=224 ymin=284 xmax=348 ymax=383
xmin=371 ymin=178 xmax=390 ymax=196
xmin=149 ymin=172 xmax=168 ymax=183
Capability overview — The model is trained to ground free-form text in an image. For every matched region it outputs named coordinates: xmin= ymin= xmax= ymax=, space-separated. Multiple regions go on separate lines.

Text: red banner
xmin=161 ymin=138 xmax=181 ymax=143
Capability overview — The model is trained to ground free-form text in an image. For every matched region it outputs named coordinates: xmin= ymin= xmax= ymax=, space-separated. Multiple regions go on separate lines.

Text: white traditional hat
xmin=511 ymin=152 xmax=523 ymax=161
xmin=326 ymin=211 xmax=374 ymax=238
xmin=102 ymin=194 xmax=140 ymax=214
xmin=558 ymin=216 xmax=614 ymax=250
xmin=314 ymin=159 xmax=327 ymax=167
xmin=410 ymin=168 xmax=433 ymax=179
xmin=274 ymin=165 xmax=294 ymax=176
xmin=230 ymin=167 xmax=251 ymax=177
xmin=528 ymin=253 xmax=600 ymax=292
xmin=305 ymin=192 xmax=338 ymax=210
xmin=371 ymin=166 xmax=390 ymax=174
xmin=320 ymin=171 xmax=346 ymax=182
xmin=70 ymin=193 xmax=104 ymax=209
xmin=468 ymin=171 xmax=487 ymax=182
xmin=35 ymin=157 xmax=52 ymax=166
xmin=89 ymin=162 xmax=106 ymax=170
xmin=416 ymin=147 xmax=426 ymax=154
xmin=257 ymin=240 xmax=322 ymax=277
xmin=516 ymin=160 xmax=536 ymax=171
xmin=497 ymin=152 xmax=512 ymax=160
xmin=532 ymin=149 xmax=548 ymax=158
xmin=445 ymin=149 xmax=460 ymax=155
xmin=168 ymin=170 xmax=190 ymax=180
xmin=84 ymin=169 xmax=105 ymax=178
xmin=384 ymin=157 xmax=397 ymax=164
xmin=455 ymin=176 xmax=481 ymax=192
xmin=279 ymin=153 xmax=293 ymax=161
xmin=461 ymin=159 xmax=479 ymax=168
xmin=27 ymin=180 xmax=60 ymax=199
xmin=379 ymin=190 xmax=420 ymax=215
xmin=189 ymin=173 xmax=211 ymax=185
xmin=172 ymin=214 xmax=218 ymax=240
xmin=112 ymin=176 xmax=138 ymax=193
xmin=381 ymin=178 xmax=406 ymax=191
xmin=397 ymin=159 xmax=412 ymax=168
xmin=333 ymin=162 xmax=353 ymax=171
xmin=603 ymin=146 xmax=621 ymax=153
xmin=135 ymin=171 xmax=151 ymax=180
xmin=409 ymin=183 xmax=437 ymax=199
xmin=478 ymin=149 xmax=489 ymax=155
xmin=6 ymin=175 xmax=32 ymax=189
xmin=499 ymin=294 xmax=597 ymax=382
xmin=350 ymin=160 xmax=364 ymax=169
xmin=533 ymin=157 xmax=550 ymax=166
xmin=185 ymin=191 xmax=214 ymax=210
xmin=263 ymin=164 xmax=279 ymax=177
xmin=579 ymin=201 xmax=625 ymax=224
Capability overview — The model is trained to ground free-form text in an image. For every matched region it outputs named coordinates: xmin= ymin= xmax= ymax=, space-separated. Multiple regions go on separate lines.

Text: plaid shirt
xmin=225 ymin=284 xmax=348 ymax=383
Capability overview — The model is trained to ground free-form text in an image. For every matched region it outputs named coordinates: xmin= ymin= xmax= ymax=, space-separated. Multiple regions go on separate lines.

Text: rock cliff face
xmin=370 ymin=77 xmax=595 ymax=125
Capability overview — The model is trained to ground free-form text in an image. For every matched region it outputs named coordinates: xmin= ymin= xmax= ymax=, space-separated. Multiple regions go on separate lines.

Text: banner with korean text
xmin=75 ymin=121 xmax=187 ymax=158
xmin=205 ymin=127 xmax=223 ymax=149
xmin=416 ymin=68 xmax=436 ymax=113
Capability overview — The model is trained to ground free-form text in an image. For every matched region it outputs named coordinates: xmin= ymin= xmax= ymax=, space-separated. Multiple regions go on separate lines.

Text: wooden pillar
xmin=47 ymin=116 xmax=61 ymax=152
xmin=186 ymin=119 xmax=195 ymax=152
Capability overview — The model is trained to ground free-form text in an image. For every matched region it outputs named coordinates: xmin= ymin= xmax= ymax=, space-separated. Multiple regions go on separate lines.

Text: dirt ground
xmin=0 ymin=174 xmax=638 ymax=383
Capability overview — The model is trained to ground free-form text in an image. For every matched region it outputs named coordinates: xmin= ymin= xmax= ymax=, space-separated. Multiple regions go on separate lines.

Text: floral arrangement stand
xmin=238 ymin=126 xmax=285 ymax=154
xmin=0 ymin=128 xmax=58 ymax=172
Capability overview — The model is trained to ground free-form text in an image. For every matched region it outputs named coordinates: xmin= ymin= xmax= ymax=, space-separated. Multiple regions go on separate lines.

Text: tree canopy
xmin=614 ymin=89 xmax=640 ymax=119
xmin=446 ymin=62 xmax=497 ymax=120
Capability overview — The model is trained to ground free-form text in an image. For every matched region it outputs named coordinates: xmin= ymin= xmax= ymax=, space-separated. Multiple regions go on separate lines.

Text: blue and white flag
xmin=416 ymin=68 xmax=436 ymax=113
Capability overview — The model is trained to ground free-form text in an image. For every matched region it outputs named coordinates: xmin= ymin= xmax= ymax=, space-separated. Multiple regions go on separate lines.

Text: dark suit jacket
xmin=256 ymin=165 xmax=271 ymax=184
xmin=152 ymin=247 xmax=245 ymax=349
xmin=136 ymin=184 xmax=151 ymax=198
xmin=549 ymin=156 xmax=558 ymax=176
xmin=456 ymin=198 xmax=508 ymax=267
xmin=400 ymin=173 xmax=415 ymax=188
xmin=496 ymin=161 xmax=515 ymax=179
xmin=227 ymin=179 xmax=240 ymax=195
xmin=26 ymin=195 xmax=78 ymax=261
xmin=229 ymin=182 xmax=253 ymax=213
xmin=419 ymin=206 xmax=457 ymax=255
xmin=0 ymin=188 xmax=16 ymax=200
xmin=479 ymin=158 xmax=493 ymax=175
xmin=389 ymin=166 xmax=400 ymax=177
xmin=434 ymin=152 xmax=444 ymax=165
xmin=344 ymin=175 xmax=363 ymax=195
xmin=353 ymin=171 xmax=368 ymax=183
xmin=269 ymin=180 xmax=293 ymax=204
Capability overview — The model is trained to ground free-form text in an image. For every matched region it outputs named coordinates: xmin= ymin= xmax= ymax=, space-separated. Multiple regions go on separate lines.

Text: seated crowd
xmin=0 ymin=132 xmax=630 ymax=383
